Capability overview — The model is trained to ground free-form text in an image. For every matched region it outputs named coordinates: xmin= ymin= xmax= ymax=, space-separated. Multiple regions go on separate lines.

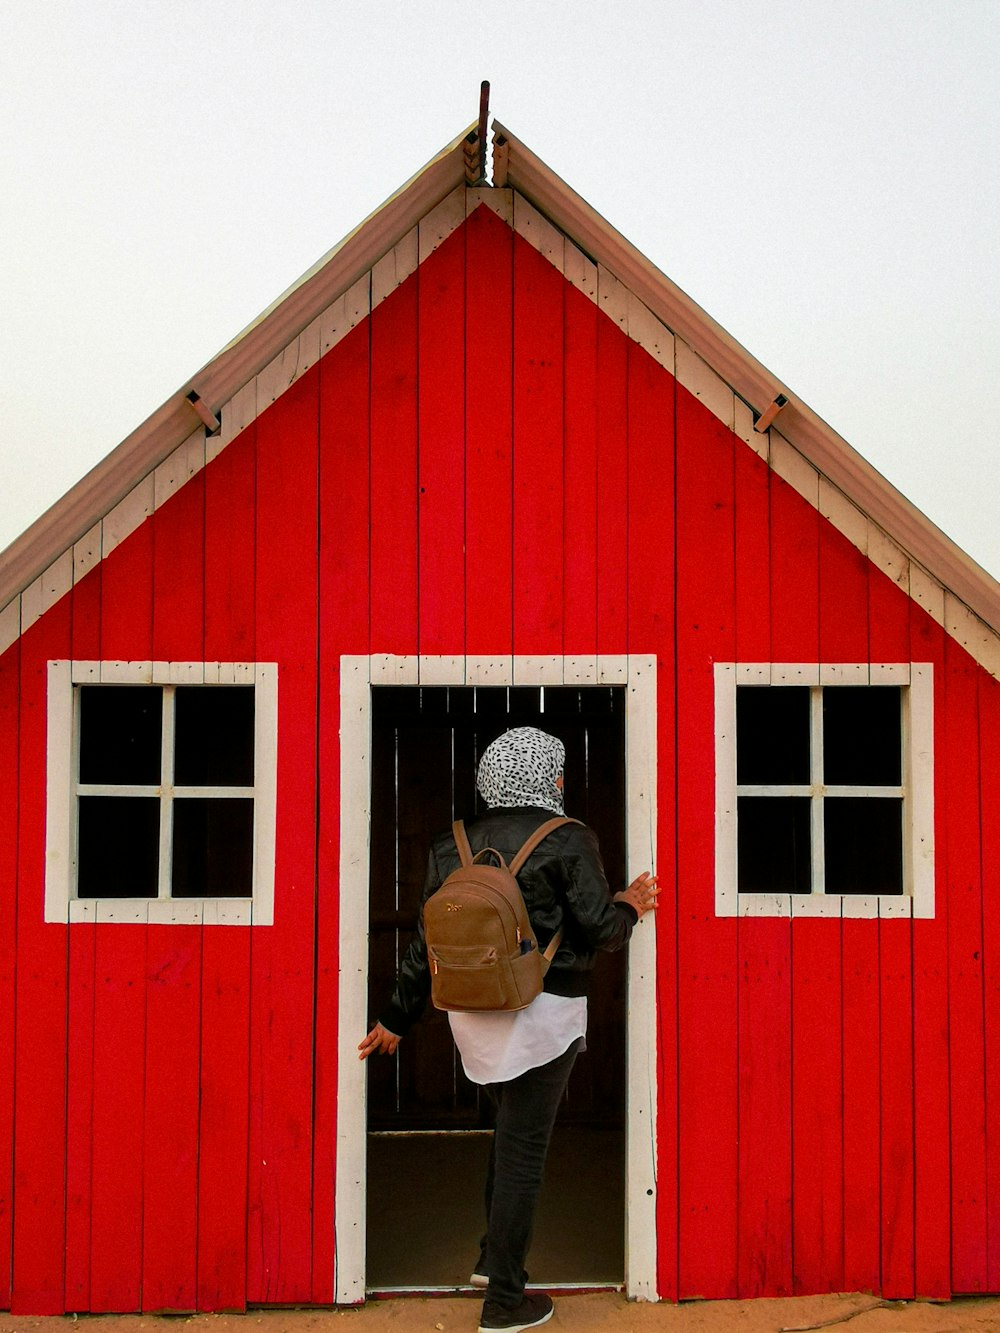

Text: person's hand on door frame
xmin=358 ymin=1021 xmax=401 ymax=1060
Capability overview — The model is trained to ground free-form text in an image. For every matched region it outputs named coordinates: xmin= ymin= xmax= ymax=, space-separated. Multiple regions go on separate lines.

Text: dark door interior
xmin=366 ymin=685 xmax=626 ymax=1289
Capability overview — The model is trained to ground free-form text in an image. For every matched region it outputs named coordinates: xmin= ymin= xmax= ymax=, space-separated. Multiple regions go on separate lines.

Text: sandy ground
xmin=4 ymin=1293 xmax=1000 ymax=1333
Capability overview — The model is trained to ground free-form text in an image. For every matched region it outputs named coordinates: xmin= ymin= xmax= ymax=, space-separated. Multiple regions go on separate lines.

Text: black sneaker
xmin=478 ymin=1291 xmax=554 ymax=1332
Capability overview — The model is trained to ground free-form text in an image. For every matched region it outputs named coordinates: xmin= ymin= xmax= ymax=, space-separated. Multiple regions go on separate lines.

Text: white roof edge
xmin=495 ymin=121 xmax=1000 ymax=635
xmin=0 ymin=124 xmax=475 ymax=613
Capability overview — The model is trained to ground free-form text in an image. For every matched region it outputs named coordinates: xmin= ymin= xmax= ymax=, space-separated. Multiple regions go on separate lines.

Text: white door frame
xmin=334 ymin=654 xmax=659 ymax=1303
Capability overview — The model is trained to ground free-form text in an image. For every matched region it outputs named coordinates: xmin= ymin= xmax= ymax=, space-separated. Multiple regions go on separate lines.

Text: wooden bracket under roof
xmin=755 ymin=393 xmax=788 ymax=434
xmin=186 ymin=389 xmax=221 ymax=435
xmin=492 ymin=129 xmax=509 ymax=187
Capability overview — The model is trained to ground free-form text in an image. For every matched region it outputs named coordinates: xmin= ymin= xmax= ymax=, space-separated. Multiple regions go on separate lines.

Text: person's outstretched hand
xmin=358 ymin=1022 xmax=401 ymax=1060
xmin=614 ymin=871 xmax=660 ymax=919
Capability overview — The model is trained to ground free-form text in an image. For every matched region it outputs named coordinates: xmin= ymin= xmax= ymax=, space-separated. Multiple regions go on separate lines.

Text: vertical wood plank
xmin=841 ymin=910 xmax=882 ymax=1294
xmin=417 ymin=217 xmax=466 ymax=656
xmin=90 ymin=916 xmax=147 ymax=1311
xmin=817 ymin=495 xmax=876 ymax=1297
xmin=769 ymin=447 xmax=819 ymax=666
xmin=197 ymin=923 xmax=251 ymax=1310
xmin=197 ymin=398 xmax=257 ymax=1312
xmin=100 ymin=484 xmax=154 ymax=659
xmin=790 ymin=493 xmax=850 ymax=1294
xmin=734 ymin=439 xmax=793 ymax=1297
xmin=64 ymin=905 xmax=96 ymax=1312
xmin=734 ymin=439 xmax=771 ymax=663
xmin=563 ymin=275 xmax=599 ymax=656
xmin=791 ymin=917 xmax=845 ymax=1293
xmin=819 ymin=484 xmax=869 ymax=663
xmin=142 ymin=930 xmax=202 ymax=1310
xmin=12 ymin=608 xmax=71 ymax=1313
xmin=909 ymin=605 xmax=950 ymax=1297
xmin=512 ymin=230 xmax=564 ymax=656
xmin=675 ymin=382 xmax=738 ymax=1298
xmin=945 ymin=631 xmax=988 ymax=1293
xmin=152 ymin=445 xmax=206 ymax=661
xmin=879 ymin=917 xmax=915 ymax=1298
xmin=738 ymin=914 xmax=792 ymax=1296
xmin=317 ymin=313 xmax=372 ymax=1303
xmin=205 ymin=419 xmax=257 ymax=663
xmin=465 ymin=202 xmax=513 ymax=655
xmin=370 ymin=256 xmax=418 ymax=654
xmin=334 ymin=657 xmax=370 ymax=1303
xmin=143 ymin=428 xmax=208 ymax=1311
xmin=64 ymin=536 xmax=102 ymax=1312
xmin=981 ymin=671 xmax=1000 ymax=1293
xmin=625 ymin=336 xmax=676 ymax=1298
xmin=0 ymin=634 xmax=19 ymax=1309
xmin=595 ymin=291 xmax=629 ymax=653
xmin=89 ymin=494 xmax=154 ymax=1311
xmin=870 ymin=557 xmax=916 ymax=1299
xmin=249 ymin=368 xmax=320 ymax=1303
xmin=319 ymin=307 xmax=370 ymax=657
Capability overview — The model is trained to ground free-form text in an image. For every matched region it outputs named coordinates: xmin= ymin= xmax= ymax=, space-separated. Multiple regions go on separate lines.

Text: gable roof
xmin=3 ymin=120 xmax=999 ymax=676
xmin=0 ymin=122 xmax=476 ymax=621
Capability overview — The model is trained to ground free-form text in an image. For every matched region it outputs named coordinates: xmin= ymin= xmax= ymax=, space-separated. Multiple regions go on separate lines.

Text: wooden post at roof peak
xmin=464 ymin=80 xmax=491 ymax=186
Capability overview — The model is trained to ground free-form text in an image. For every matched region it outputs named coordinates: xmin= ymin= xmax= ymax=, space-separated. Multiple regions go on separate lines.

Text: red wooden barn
xmin=2 ymin=118 xmax=1000 ymax=1314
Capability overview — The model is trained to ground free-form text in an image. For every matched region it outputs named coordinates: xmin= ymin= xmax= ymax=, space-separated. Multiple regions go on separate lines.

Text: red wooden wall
xmin=1 ymin=198 xmax=999 ymax=1310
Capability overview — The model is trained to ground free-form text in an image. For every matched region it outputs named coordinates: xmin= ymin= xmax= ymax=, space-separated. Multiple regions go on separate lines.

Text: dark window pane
xmin=79 ymin=686 xmax=162 ymax=785
xmin=175 ymin=687 xmax=255 ymax=786
xmin=77 ymin=796 xmax=159 ymax=898
xmin=825 ymin=797 xmax=903 ymax=894
xmin=172 ymin=798 xmax=254 ymax=897
xmin=738 ymin=796 xmax=811 ymax=894
xmin=737 ymin=686 xmax=810 ymax=784
xmin=823 ymin=687 xmax=901 ymax=786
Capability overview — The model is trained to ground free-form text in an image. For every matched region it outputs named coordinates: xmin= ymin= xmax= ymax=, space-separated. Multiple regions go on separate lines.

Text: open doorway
xmin=365 ymin=684 xmax=626 ymax=1290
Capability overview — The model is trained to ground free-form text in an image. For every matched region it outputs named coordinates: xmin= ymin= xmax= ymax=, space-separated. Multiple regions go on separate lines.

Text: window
xmin=46 ymin=662 xmax=277 ymax=925
xmin=715 ymin=664 xmax=934 ymax=918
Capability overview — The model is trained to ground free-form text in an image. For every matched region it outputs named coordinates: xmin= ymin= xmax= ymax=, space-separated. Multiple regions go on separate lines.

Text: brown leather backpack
xmin=423 ymin=816 xmax=579 ymax=1012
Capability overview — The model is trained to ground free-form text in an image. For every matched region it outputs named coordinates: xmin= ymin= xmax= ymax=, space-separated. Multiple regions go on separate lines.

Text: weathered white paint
xmin=335 ymin=653 xmax=660 ymax=1302
xmin=467 ymin=185 xmax=514 ymax=226
xmin=334 ymin=654 xmax=373 ymax=1305
xmin=44 ymin=660 xmax=278 ymax=925
xmin=714 ymin=661 xmax=934 ymax=920
xmin=676 ymin=338 xmax=734 ymax=429
xmin=513 ymin=192 xmax=563 ymax=269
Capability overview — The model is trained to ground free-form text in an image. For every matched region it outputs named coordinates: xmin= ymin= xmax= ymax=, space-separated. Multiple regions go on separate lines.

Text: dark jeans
xmin=479 ymin=1038 xmax=583 ymax=1309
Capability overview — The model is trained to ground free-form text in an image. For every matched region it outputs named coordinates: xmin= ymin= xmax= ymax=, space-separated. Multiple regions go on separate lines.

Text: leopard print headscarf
xmin=477 ymin=727 xmax=565 ymax=815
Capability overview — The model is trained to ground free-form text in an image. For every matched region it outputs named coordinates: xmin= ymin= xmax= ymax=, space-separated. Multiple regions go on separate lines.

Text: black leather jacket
xmin=378 ymin=805 xmax=637 ymax=1038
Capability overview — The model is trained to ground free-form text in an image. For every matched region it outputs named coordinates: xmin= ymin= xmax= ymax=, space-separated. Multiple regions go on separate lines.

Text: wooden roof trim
xmin=0 ymin=125 xmax=474 ymax=614
xmin=494 ymin=121 xmax=1000 ymax=635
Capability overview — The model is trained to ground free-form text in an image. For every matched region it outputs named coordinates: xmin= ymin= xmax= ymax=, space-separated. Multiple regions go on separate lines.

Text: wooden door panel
xmin=368 ymin=685 xmax=625 ymax=1130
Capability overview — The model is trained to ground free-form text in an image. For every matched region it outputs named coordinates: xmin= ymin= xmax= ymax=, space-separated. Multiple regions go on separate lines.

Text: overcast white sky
xmin=2 ymin=1 xmax=998 ymax=581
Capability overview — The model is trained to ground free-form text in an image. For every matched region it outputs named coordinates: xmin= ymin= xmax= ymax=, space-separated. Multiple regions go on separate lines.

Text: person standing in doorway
xmin=359 ymin=726 xmax=658 ymax=1333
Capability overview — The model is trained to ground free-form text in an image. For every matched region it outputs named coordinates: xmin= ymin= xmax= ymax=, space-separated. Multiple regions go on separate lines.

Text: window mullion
xmin=811 ymin=686 xmax=825 ymax=895
xmin=158 ymin=686 xmax=175 ymax=901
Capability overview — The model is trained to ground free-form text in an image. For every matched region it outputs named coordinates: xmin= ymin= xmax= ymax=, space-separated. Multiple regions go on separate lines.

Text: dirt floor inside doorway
xmin=366 ymin=1125 xmax=624 ymax=1290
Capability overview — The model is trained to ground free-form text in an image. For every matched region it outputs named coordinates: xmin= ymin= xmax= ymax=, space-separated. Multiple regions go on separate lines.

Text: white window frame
xmin=334 ymin=653 xmax=659 ymax=1303
xmin=715 ymin=662 xmax=934 ymax=920
xmin=45 ymin=660 xmax=278 ymax=925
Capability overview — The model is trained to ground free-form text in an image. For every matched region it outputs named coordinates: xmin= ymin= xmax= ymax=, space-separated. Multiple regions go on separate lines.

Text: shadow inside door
xmin=365 ymin=685 xmax=626 ymax=1290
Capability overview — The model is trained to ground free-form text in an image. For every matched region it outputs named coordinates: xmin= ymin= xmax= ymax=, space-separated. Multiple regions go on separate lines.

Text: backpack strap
xmin=510 ymin=816 xmax=582 ymax=967
xmin=452 ymin=819 xmax=475 ymax=867
xmin=508 ymin=816 xmax=581 ymax=874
